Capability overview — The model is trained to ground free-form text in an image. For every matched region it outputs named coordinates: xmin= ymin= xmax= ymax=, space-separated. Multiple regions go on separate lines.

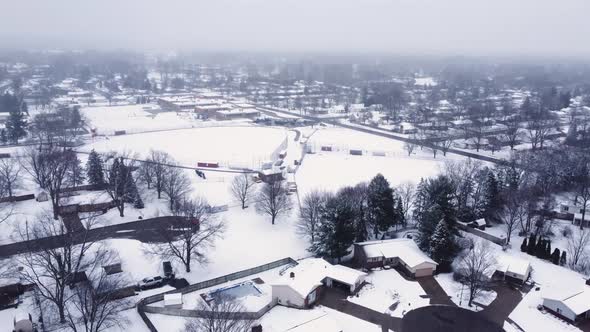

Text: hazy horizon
xmin=1 ymin=0 xmax=589 ymax=57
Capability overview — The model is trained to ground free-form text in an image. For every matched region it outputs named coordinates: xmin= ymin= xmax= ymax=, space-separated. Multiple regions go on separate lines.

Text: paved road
xmin=0 ymin=216 xmax=188 ymax=258
xmin=480 ymin=284 xmax=523 ymax=326
xmin=417 ymin=277 xmax=457 ymax=306
xmin=319 ymin=287 xmax=401 ymax=332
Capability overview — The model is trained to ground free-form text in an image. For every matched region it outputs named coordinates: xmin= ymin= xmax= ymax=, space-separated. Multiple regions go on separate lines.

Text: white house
xmin=543 ymin=287 xmax=590 ymax=323
xmin=271 ymin=258 xmax=366 ymax=309
xmin=353 ymin=239 xmax=438 ymax=277
xmin=494 ymin=255 xmax=531 ymax=284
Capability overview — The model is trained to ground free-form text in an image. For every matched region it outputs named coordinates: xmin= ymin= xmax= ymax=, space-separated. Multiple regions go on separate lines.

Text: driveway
xmin=480 ymin=284 xmax=523 ymax=325
xmin=417 ymin=277 xmax=456 ymax=306
xmin=319 ymin=287 xmax=401 ymax=332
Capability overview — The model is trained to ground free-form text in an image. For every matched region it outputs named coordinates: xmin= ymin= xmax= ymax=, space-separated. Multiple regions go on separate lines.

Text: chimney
xmin=290 ymin=272 xmax=295 ymax=279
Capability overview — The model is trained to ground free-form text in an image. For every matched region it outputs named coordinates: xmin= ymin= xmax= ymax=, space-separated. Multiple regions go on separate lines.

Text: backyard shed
xmin=163 ymin=293 xmax=183 ymax=309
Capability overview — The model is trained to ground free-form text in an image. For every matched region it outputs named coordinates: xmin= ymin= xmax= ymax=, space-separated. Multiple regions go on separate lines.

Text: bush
xmin=562 ymin=226 xmax=573 ymax=238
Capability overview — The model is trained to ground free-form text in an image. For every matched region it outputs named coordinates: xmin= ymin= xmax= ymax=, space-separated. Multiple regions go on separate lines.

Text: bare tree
xmin=20 ymin=146 xmax=77 ymax=219
xmin=398 ymin=182 xmax=416 ymax=224
xmin=12 ymin=213 xmax=99 ymax=323
xmin=298 ymin=190 xmax=328 ymax=242
xmin=162 ymin=166 xmax=192 ymax=211
xmin=138 ymin=159 xmax=154 ymax=190
xmin=455 ymin=240 xmax=497 ymax=307
xmin=574 ymin=164 xmax=590 ymax=230
xmin=438 ymin=137 xmax=454 ymax=156
xmin=0 ymin=157 xmax=21 ymax=198
xmin=503 ymin=116 xmax=522 ymax=150
xmin=500 ymin=192 xmax=523 ymax=244
xmin=184 ymin=296 xmax=254 ymax=332
xmin=65 ymin=247 xmax=132 ymax=332
xmin=230 ymin=174 xmax=254 ymax=209
xmin=255 ymin=181 xmax=292 ymax=225
xmin=146 ymin=197 xmax=225 ymax=272
xmin=147 ymin=150 xmax=172 ymax=199
xmin=404 ymin=139 xmax=417 ymax=156
xmin=568 ymin=228 xmax=590 ymax=271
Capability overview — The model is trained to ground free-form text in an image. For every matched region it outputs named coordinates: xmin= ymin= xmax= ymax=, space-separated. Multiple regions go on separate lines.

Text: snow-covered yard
xmin=348 ymin=268 xmax=430 ymax=317
xmin=435 ymin=272 xmax=497 ymax=311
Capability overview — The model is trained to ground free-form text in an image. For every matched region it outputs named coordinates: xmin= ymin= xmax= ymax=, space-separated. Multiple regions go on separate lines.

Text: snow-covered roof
xmin=271 ymin=258 xmax=366 ymax=298
xmin=164 ymin=293 xmax=183 ymax=306
xmin=496 ymin=255 xmax=531 ymax=278
xmin=545 ymin=287 xmax=590 ymax=315
xmin=356 ymin=238 xmax=437 ymax=268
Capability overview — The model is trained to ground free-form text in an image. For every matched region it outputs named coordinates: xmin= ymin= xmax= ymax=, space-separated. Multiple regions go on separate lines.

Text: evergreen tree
xmin=367 ymin=173 xmax=395 ymax=239
xmin=560 ymin=251 xmax=567 ymax=266
xmin=551 ymin=248 xmax=561 ymax=265
xmin=429 ymin=219 xmax=455 ymax=265
xmin=395 ymin=197 xmax=405 ymax=229
xmin=483 ymin=171 xmax=502 ymax=223
xmin=66 ymin=154 xmax=86 ymax=187
xmin=527 ymin=234 xmax=536 ymax=255
xmin=5 ymin=94 xmax=27 ymax=144
xmin=415 ymin=175 xmax=457 ymax=252
xmin=310 ymin=195 xmax=356 ymax=263
xmin=520 ymin=237 xmax=528 ymax=252
xmin=86 ymin=149 xmax=105 ymax=186
xmin=0 ymin=129 xmax=6 ymax=145
xmin=546 ymin=240 xmax=552 ymax=260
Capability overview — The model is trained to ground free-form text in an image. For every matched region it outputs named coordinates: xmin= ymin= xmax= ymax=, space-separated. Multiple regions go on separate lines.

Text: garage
xmin=324 ymin=264 xmax=367 ymax=294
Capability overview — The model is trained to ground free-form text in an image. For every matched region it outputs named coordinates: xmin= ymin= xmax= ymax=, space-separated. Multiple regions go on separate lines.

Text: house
xmin=573 ymin=212 xmax=588 ymax=228
xmin=258 ymin=168 xmax=285 ymax=184
xmin=271 ymin=258 xmax=366 ymax=309
xmin=353 ymin=239 xmax=438 ymax=278
xmin=494 ymin=255 xmax=531 ymax=284
xmin=215 ymin=108 xmax=260 ymax=120
xmin=163 ymin=293 xmax=183 ymax=309
xmin=469 ymin=218 xmax=487 ymax=230
xmin=543 ymin=286 xmax=590 ymax=324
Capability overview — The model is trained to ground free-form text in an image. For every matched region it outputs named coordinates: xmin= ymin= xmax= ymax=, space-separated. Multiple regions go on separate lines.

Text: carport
xmin=323 ymin=264 xmax=367 ymax=294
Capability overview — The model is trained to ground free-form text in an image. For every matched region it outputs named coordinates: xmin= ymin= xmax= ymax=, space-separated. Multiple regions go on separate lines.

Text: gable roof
xmin=545 ymin=287 xmax=590 ymax=315
xmin=356 ymin=238 xmax=437 ymax=268
xmin=271 ymin=258 xmax=366 ymax=298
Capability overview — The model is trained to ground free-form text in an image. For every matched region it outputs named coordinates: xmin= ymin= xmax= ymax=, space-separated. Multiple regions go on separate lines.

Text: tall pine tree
xmin=4 ymin=93 xmax=27 ymax=144
xmin=367 ymin=174 xmax=395 ymax=239
xmin=430 ymin=219 xmax=455 ymax=265
xmin=310 ymin=195 xmax=356 ymax=263
xmin=86 ymin=149 xmax=105 ymax=186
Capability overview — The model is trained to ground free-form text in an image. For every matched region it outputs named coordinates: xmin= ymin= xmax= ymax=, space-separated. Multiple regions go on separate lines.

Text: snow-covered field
xmin=80 ymin=126 xmax=289 ymax=169
xmin=82 ymin=104 xmax=195 ymax=135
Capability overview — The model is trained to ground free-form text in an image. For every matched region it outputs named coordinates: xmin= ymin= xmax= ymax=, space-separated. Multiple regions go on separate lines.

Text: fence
xmin=0 ymin=193 xmax=35 ymax=203
xmin=137 ymin=257 xmax=297 ymax=332
xmin=456 ymin=222 xmax=507 ymax=246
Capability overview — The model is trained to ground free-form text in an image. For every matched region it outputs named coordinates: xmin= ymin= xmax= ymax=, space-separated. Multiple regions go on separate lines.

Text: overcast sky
xmin=0 ymin=0 xmax=589 ymax=56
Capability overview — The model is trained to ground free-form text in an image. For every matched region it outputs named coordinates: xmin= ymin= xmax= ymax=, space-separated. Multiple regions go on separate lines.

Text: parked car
xmin=138 ymin=276 xmax=164 ymax=290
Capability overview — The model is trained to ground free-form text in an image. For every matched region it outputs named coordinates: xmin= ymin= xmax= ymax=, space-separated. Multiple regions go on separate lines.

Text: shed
xmin=543 ymin=287 xmax=590 ymax=323
xmin=35 ymin=192 xmax=49 ymax=202
xmin=163 ymin=293 xmax=183 ymax=309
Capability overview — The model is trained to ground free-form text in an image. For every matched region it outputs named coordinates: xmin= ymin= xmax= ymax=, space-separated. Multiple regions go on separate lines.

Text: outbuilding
xmin=353 ymin=239 xmax=438 ymax=278
xmin=163 ymin=293 xmax=183 ymax=309
xmin=543 ymin=287 xmax=590 ymax=324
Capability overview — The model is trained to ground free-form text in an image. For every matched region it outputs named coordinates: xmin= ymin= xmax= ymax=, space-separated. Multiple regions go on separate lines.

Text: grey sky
xmin=0 ymin=0 xmax=589 ymax=56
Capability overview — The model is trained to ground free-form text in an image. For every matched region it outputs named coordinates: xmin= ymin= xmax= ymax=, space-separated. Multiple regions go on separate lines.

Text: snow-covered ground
xmin=435 ymin=272 xmax=497 ymax=311
xmin=348 ymin=268 xmax=430 ymax=317
xmin=80 ymin=126 xmax=289 ymax=169
xmin=82 ymin=104 xmax=194 ymax=135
